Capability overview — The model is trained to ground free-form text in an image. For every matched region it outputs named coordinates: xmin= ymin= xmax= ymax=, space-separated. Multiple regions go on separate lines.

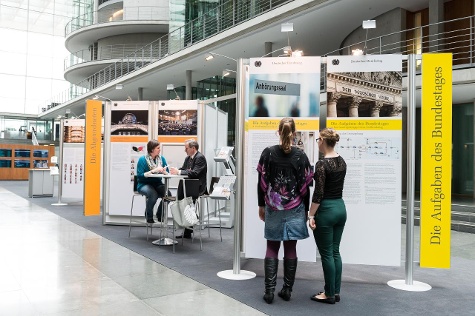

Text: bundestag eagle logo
xmin=254 ymin=61 xmax=262 ymax=67
xmin=332 ymin=59 xmax=339 ymax=65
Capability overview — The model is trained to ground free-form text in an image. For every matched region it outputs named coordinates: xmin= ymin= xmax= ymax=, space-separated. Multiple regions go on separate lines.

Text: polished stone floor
xmin=2 ymin=181 xmax=475 ymax=316
xmin=0 ymin=186 xmax=264 ymax=316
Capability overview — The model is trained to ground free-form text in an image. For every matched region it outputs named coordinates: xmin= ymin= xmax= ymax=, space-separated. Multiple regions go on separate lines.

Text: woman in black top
xmin=308 ymin=128 xmax=347 ymax=304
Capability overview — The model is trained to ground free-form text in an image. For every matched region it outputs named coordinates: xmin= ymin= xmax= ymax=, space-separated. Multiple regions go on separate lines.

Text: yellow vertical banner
xmin=84 ymin=100 xmax=102 ymax=216
xmin=420 ymin=53 xmax=452 ymax=268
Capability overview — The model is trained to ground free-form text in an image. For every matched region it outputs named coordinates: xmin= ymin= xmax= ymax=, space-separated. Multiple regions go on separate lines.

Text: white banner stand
xmin=217 ymin=58 xmax=256 ymax=281
xmin=52 ymin=120 xmax=67 ymax=206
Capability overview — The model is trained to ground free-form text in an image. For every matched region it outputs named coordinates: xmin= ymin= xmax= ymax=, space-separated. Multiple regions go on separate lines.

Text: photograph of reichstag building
xmin=326 ymin=71 xmax=402 ymax=118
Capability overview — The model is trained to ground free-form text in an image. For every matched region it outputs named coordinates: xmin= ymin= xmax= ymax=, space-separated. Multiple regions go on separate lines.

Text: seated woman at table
xmin=136 ymin=140 xmax=169 ymax=223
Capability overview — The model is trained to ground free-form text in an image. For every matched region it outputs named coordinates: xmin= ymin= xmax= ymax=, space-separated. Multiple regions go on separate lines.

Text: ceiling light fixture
xmin=205 ymin=52 xmax=237 ymax=62
xmin=167 ymin=84 xmax=181 ymax=100
xmin=222 ymin=69 xmax=236 ymax=77
xmin=362 ymin=20 xmax=376 ymax=55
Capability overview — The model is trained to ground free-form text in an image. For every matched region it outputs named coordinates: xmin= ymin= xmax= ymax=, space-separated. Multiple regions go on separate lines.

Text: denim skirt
xmin=264 ymin=203 xmax=309 ymax=241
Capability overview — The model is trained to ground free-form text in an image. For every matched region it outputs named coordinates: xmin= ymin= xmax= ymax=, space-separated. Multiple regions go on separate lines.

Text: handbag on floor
xmin=170 ymin=196 xmax=199 ymax=227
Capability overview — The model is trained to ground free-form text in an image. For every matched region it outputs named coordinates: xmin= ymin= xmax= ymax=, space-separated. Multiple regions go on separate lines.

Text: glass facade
xmin=197 ymin=76 xmax=236 ymax=146
xmin=452 ymin=103 xmax=474 ymax=196
xmin=415 ymin=103 xmax=474 ymax=197
xmin=0 ymin=0 xmax=75 ymax=114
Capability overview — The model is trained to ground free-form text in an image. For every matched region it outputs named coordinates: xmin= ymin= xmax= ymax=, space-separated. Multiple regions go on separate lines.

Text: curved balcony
xmin=65 ymin=6 xmax=169 ymax=54
xmin=54 ymin=0 xmax=294 ymax=96
xmin=64 ymin=44 xmax=159 ymax=81
xmin=65 ymin=6 xmax=168 ymax=37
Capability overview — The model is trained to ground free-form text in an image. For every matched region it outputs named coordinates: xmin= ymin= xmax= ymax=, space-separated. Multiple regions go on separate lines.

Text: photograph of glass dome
xmin=110 ymin=110 xmax=148 ymax=136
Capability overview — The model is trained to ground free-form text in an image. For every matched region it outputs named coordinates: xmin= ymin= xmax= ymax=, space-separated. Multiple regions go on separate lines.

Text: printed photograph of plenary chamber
xmin=110 ymin=110 xmax=148 ymax=136
xmin=326 ymin=71 xmax=402 ymax=118
xmin=158 ymin=110 xmax=197 ymax=136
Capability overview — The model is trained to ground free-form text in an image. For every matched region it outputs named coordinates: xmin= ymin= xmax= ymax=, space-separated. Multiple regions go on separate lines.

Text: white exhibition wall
xmin=242 ymin=55 xmax=403 ymax=266
xmin=102 ymin=99 xmax=227 ymax=225
xmin=243 ymin=56 xmax=321 ymax=262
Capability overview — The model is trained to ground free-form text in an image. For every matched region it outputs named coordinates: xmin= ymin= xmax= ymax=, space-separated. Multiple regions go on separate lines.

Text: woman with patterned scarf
xmin=257 ymin=117 xmax=314 ymax=304
xmin=137 ymin=140 xmax=169 ymax=223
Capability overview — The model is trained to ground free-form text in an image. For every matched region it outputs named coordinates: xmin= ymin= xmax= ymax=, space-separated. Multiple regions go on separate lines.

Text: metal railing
xmin=65 ymin=44 xmax=155 ymax=69
xmin=65 ymin=6 xmax=169 ymax=35
xmin=42 ymin=8 xmax=475 ymax=114
xmin=41 ymin=0 xmax=292 ymax=113
xmin=325 ymin=14 xmax=475 ymax=69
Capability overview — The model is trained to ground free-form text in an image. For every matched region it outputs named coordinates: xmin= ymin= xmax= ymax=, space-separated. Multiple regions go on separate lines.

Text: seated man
xmin=170 ymin=139 xmax=208 ymax=238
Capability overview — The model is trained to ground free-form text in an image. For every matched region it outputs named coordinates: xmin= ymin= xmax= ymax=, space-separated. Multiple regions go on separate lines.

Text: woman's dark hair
xmin=147 ymin=140 xmax=160 ymax=154
xmin=320 ymin=128 xmax=340 ymax=148
xmin=279 ymin=117 xmax=296 ymax=154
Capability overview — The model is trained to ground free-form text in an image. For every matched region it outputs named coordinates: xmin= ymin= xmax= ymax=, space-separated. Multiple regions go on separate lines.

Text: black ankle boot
xmin=263 ymin=257 xmax=279 ymax=304
xmin=278 ymin=257 xmax=298 ymax=301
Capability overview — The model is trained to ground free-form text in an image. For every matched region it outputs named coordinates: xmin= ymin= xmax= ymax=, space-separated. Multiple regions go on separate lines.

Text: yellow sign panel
xmin=84 ymin=100 xmax=102 ymax=216
xmin=420 ymin=53 xmax=452 ymax=268
xmin=327 ymin=119 xmax=402 ymax=130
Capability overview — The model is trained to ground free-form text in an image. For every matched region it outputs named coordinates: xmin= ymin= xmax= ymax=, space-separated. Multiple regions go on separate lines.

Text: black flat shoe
xmin=315 ymin=292 xmax=340 ymax=302
xmin=146 ymin=219 xmax=155 ymax=223
xmin=310 ymin=295 xmax=335 ymax=304
xmin=176 ymin=234 xmax=192 ymax=239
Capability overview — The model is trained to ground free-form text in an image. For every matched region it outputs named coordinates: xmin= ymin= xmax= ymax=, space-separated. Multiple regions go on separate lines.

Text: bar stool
xmin=128 ymin=175 xmax=157 ymax=241
xmin=196 ymin=177 xmax=223 ymax=241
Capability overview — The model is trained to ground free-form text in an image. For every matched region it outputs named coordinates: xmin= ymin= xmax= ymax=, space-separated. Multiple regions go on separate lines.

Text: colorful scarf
xmin=145 ymin=154 xmax=162 ymax=171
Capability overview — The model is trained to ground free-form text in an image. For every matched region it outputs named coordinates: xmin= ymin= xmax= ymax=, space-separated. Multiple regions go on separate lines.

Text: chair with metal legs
xmin=196 ymin=177 xmax=223 ymax=241
xmin=128 ymin=175 xmax=160 ymax=241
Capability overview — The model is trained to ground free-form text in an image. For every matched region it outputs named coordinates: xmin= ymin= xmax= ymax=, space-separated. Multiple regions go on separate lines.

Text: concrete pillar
xmin=186 ymin=70 xmax=192 ymax=100
xmin=93 ymin=0 xmax=98 ymax=23
xmin=429 ymin=0 xmax=444 ymax=52
xmin=371 ymin=101 xmax=384 ymax=117
xmin=349 ymin=96 xmax=362 ymax=117
xmin=137 ymin=87 xmax=143 ymax=101
xmin=265 ymin=42 xmax=273 ymax=57
xmin=327 ymin=92 xmax=341 ymax=117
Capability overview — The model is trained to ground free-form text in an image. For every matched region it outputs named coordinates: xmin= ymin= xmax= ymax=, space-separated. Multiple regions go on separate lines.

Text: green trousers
xmin=312 ymin=198 xmax=346 ymax=297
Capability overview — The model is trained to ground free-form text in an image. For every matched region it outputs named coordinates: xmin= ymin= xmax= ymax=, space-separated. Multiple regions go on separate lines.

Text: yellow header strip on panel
xmin=327 ymin=119 xmax=402 ymax=131
xmin=247 ymin=119 xmax=319 ymax=131
xmin=420 ymin=53 xmax=452 ymax=269
xmin=110 ymin=136 xmax=149 ymax=142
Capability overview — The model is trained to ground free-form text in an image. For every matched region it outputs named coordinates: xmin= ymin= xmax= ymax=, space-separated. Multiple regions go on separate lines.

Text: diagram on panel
xmin=336 ymin=136 xmax=400 ymax=159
